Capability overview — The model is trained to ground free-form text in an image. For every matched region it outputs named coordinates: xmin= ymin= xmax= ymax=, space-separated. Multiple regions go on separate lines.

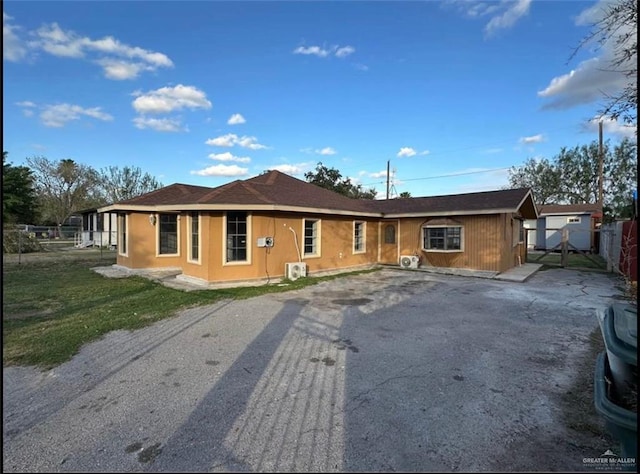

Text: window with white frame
xmin=353 ymin=221 xmax=365 ymax=253
xmin=303 ymin=219 xmax=320 ymax=257
xmin=423 ymin=226 xmax=463 ymax=251
xmin=118 ymin=213 xmax=127 ymax=256
xmin=159 ymin=214 xmax=178 ymax=255
xmin=567 ymin=217 xmax=581 ymax=224
xmin=226 ymin=211 xmax=247 ymax=262
xmin=189 ymin=212 xmax=200 ymax=262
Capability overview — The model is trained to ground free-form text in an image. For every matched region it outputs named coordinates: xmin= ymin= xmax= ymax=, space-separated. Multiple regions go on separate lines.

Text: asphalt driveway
xmin=2 ymin=267 xmax=624 ymax=472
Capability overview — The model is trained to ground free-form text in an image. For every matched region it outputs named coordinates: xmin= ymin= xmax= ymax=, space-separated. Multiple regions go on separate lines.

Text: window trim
xmin=118 ymin=213 xmax=128 ymax=257
xmin=188 ymin=212 xmax=201 ymax=264
xmin=302 ymin=218 xmax=321 ymax=259
xmin=422 ymin=225 xmax=464 ymax=253
xmin=222 ymin=211 xmax=252 ymax=266
xmin=353 ymin=220 xmax=366 ymax=254
xmin=156 ymin=213 xmax=180 ymax=257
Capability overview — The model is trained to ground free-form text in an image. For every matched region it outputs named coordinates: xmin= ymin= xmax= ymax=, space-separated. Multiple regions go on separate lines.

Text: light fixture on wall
xmin=149 ymin=214 xmax=157 ymax=226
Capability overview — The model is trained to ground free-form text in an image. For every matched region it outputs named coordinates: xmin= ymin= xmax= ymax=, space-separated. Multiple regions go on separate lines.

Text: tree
xmin=571 ymin=0 xmax=637 ymax=124
xmin=399 ymin=191 xmax=412 ymax=198
xmin=2 ymin=151 xmax=38 ymax=224
xmin=507 ymin=138 xmax=637 ymax=220
xmin=304 ymin=162 xmax=377 ymax=199
xmin=507 ymin=157 xmax=562 ymax=205
xmin=98 ymin=165 xmax=163 ymax=203
xmin=26 ymin=156 xmax=102 ymax=226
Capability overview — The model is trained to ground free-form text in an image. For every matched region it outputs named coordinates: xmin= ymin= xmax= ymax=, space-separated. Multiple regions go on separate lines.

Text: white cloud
xmin=538 ymin=58 xmax=628 ymax=110
xmin=538 ymin=0 xmax=634 ymax=111
xmin=208 ymin=152 xmax=251 ymax=163
xmin=584 ymin=116 xmax=636 ymax=140
xmin=133 ymin=116 xmax=183 ymax=132
xmin=39 ymin=103 xmax=113 ymax=128
xmin=3 ymin=12 xmax=28 ymax=61
xmin=397 ymin=147 xmax=417 ymax=157
xmin=293 ymin=43 xmax=357 ymax=59
xmin=519 ymin=134 xmax=545 ymax=144
xmin=354 ymin=63 xmax=369 ymax=71
xmin=484 ymin=0 xmax=531 ymax=37
xmin=369 ymin=171 xmax=388 ymax=179
xmin=16 ymin=100 xmax=36 ymax=115
xmin=132 ymin=84 xmax=212 ymax=114
xmin=446 ymin=0 xmax=531 ymax=37
xmin=227 ymin=113 xmax=246 ymax=125
xmin=269 ymin=164 xmax=306 ymax=175
xmin=191 ymin=164 xmax=249 ymax=177
xmin=335 ymin=46 xmax=355 ymax=58
xmin=419 ymin=150 xmax=431 ymax=156
xmin=12 ymin=19 xmax=174 ymax=78
xmin=206 ymin=133 xmax=267 ymax=150
xmin=293 ymin=45 xmax=330 ymax=57
xmin=316 ymin=147 xmax=337 ymax=155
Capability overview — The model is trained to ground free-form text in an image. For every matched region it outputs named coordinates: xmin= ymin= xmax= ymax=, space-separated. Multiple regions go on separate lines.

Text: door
xmin=380 ymin=221 xmax=399 ymax=264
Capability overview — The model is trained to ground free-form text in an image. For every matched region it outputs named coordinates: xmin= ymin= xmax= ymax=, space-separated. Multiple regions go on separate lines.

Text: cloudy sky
xmin=3 ymin=0 xmax=636 ymax=198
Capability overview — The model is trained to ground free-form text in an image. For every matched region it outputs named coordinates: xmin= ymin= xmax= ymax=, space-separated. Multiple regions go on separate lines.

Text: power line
xmin=361 ymin=166 xmax=511 ymax=187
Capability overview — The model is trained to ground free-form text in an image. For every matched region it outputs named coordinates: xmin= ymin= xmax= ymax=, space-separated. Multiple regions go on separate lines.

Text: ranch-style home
xmin=97 ymin=170 xmax=538 ymax=286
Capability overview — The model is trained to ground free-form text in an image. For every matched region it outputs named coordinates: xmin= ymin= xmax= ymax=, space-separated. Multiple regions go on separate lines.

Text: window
xmin=384 ymin=224 xmax=396 ymax=244
xmin=567 ymin=217 xmax=581 ymax=224
xmin=303 ymin=219 xmax=320 ymax=257
xmin=118 ymin=213 xmax=127 ymax=256
xmin=189 ymin=212 xmax=200 ymax=262
xmin=226 ymin=211 xmax=247 ymax=262
xmin=423 ymin=226 xmax=462 ymax=251
xmin=159 ymin=214 xmax=178 ymax=255
xmin=513 ymin=219 xmax=523 ymax=246
xmin=354 ymin=221 xmax=365 ymax=253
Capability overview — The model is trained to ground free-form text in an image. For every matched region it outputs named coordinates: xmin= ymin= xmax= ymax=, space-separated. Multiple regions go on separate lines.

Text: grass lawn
xmin=2 ymin=252 xmax=378 ymax=369
xmin=527 ymin=251 xmax=607 ymax=270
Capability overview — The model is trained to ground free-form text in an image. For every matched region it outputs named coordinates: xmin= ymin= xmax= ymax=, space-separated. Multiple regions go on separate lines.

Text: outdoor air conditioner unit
xmin=285 ymin=262 xmax=307 ymax=280
xmin=400 ymin=255 xmax=420 ymax=269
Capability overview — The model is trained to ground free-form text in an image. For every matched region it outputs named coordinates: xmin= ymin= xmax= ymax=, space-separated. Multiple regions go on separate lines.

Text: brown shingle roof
xmin=370 ymin=188 xmax=534 ymax=216
xmin=103 ymin=171 xmax=536 ymax=218
xmin=539 ymin=203 xmax=602 ymax=215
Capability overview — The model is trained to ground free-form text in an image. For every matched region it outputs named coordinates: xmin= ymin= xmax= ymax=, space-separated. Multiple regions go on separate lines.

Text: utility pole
xmin=386 ymin=160 xmax=390 ymax=200
xmin=598 ymin=120 xmax=604 ymax=206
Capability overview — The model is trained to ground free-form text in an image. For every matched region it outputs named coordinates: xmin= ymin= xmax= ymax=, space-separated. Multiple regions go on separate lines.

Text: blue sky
xmin=3 ymin=0 xmax=636 ymax=199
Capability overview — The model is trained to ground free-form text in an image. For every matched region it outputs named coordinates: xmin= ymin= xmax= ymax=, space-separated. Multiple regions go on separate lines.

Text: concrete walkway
xmin=92 ymin=262 xmax=543 ymax=292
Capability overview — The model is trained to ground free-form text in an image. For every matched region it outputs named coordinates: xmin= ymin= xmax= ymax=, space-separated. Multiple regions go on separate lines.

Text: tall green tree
xmin=26 ymin=156 xmax=102 ymax=226
xmin=98 ymin=165 xmax=163 ymax=203
xmin=304 ymin=162 xmax=377 ymax=199
xmin=508 ymin=138 xmax=637 ymax=220
xmin=507 ymin=157 xmax=562 ymax=205
xmin=2 ymin=151 xmax=38 ymax=224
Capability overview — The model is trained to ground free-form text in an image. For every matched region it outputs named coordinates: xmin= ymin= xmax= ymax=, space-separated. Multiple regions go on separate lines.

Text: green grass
xmin=2 ymin=254 xmax=379 ymax=369
xmin=527 ymin=251 xmax=607 ymax=270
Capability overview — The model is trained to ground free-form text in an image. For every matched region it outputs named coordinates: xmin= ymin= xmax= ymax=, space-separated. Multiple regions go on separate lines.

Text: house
xmin=76 ymin=208 xmax=119 ymax=248
xmin=525 ymin=203 xmax=603 ymax=252
xmin=97 ymin=170 xmax=537 ymax=286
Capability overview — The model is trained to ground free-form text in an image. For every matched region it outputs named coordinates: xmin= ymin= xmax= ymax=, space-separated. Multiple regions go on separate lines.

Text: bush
xmin=2 ymin=230 xmax=44 ymax=254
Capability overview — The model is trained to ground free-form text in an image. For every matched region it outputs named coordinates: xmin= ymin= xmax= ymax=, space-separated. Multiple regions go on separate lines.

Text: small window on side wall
xmin=567 ymin=217 xmax=581 ymax=224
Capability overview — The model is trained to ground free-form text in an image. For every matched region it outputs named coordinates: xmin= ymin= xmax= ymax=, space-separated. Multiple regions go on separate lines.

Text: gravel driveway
xmin=2 ymin=267 xmax=623 ymax=472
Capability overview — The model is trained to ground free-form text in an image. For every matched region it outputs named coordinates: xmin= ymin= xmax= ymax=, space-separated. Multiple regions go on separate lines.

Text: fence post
xmin=561 ymin=228 xmax=569 ymax=267
xmin=18 ymin=229 xmax=22 ymax=265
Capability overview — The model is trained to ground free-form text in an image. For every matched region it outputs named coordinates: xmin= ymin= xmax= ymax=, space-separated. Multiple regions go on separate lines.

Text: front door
xmin=380 ymin=221 xmax=399 ymax=264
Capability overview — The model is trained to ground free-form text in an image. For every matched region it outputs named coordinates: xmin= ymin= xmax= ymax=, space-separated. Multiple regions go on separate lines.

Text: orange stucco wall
xmin=115 ymin=210 xmax=518 ymax=281
xmin=117 ymin=211 xmax=380 ymax=283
